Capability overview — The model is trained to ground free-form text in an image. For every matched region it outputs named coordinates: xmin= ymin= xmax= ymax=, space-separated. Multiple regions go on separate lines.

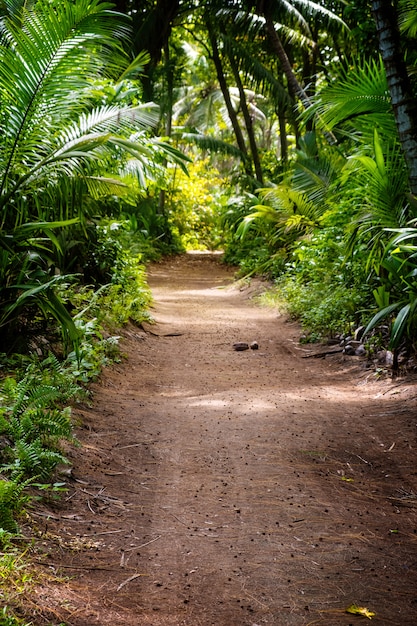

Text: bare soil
xmin=27 ymin=253 xmax=417 ymax=625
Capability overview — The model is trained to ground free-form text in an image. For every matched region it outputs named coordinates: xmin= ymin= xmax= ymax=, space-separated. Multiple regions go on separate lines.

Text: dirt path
xmin=32 ymin=253 xmax=417 ymax=625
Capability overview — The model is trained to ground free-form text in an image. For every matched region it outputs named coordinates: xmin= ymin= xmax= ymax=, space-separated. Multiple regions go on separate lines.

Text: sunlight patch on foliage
xmin=167 ymin=159 xmax=227 ymax=250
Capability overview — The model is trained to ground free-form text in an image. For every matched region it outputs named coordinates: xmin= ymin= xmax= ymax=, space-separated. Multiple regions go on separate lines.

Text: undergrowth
xmin=0 ymin=228 xmax=153 ymax=624
xmin=0 ymin=533 xmax=37 ymax=626
xmin=0 ymin=354 xmax=82 ymax=533
xmin=240 ymin=227 xmax=374 ymax=342
xmin=0 ymin=531 xmax=66 ymax=625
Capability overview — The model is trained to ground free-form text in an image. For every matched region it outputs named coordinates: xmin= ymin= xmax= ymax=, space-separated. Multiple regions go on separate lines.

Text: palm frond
xmin=237 ymin=182 xmax=326 ymax=242
xmin=60 ymin=104 xmax=159 ymax=144
xmin=275 ymin=21 xmax=315 ymax=49
xmin=291 ymin=0 xmax=348 ymax=31
xmin=0 ymin=0 xmax=135 ymax=196
xmin=177 ymin=131 xmax=243 ymax=157
xmin=273 ymin=0 xmax=311 ymax=36
xmin=308 ymin=57 xmax=391 ymax=135
xmin=292 ymin=135 xmax=344 ymax=207
xmin=344 ymin=130 xmax=410 ymax=265
xmin=117 ymin=50 xmax=151 ymax=82
xmin=346 ymin=136 xmax=408 ymax=227
xmin=215 ymin=8 xmax=265 ymax=38
xmin=0 ymin=101 xmax=160 ymax=213
xmin=221 ymin=35 xmax=290 ymax=108
xmin=259 ymin=185 xmax=326 ymax=228
xmin=84 ymin=176 xmax=127 ymax=199
xmin=399 ymin=0 xmax=417 ymax=36
xmin=179 ymin=87 xmax=225 ymax=130
xmin=0 ymin=0 xmax=35 ymax=23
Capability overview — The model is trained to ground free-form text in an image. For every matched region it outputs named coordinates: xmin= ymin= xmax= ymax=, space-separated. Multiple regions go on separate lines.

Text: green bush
xmin=0 ymin=480 xmax=28 ymax=534
xmin=269 ymin=229 xmax=373 ymax=339
xmin=0 ymin=217 xmax=154 ymax=532
xmin=167 ymin=159 xmax=229 ymax=250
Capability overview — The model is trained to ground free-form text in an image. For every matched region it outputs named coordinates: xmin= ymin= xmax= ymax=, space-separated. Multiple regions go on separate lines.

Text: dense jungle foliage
xmin=0 ymin=1 xmax=417 ymax=614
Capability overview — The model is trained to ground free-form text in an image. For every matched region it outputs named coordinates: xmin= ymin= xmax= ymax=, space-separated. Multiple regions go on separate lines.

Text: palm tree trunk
xmin=158 ymin=42 xmax=174 ymax=240
xmin=260 ymin=8 xmax=311 ymax=109
xmin=258 ymin=1 xmax=337 ymax=146
xmin=206 ymin=22 xmax=253 ymax=179
xmin=278 ymin=109 xmax=288 ymax=164
xmin=372 ymin=0 xmax=417 ymax=195
xmin=227 ymin=53 xmax=264 ymax=184
xmin=132 ymin=0 xmax=180 ymax=102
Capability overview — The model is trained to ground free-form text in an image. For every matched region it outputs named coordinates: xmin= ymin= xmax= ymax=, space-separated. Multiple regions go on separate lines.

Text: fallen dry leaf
xmin=346 ymin=604 xmax=376 ymax=619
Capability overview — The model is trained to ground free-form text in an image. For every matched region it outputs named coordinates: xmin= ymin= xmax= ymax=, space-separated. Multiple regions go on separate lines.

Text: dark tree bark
xmin=158 ymin=42 xmax=174 ymax=223
xmin=372 ymin=0 xmax=417 ymax=195
xmin=206 ymin=21 xmax=253 ymax=179
xmin=132 ymin=0 xmax=180 ymax=62
xmin=131 ymin=0 xmax=181 ymax=100
xmin=278 ymin=108 xmax=288 ymax=164
xmin=254 ymin=0 xmax=337 ymax=146
xmin=227 ymin=53 xmax=264 ymax=184
xmin=256 ymin=0 xmax=311 ymax=108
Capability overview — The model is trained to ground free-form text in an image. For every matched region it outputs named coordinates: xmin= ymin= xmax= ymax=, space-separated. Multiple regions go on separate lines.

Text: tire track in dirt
xmin=32 ymin=253 xmax=417 ymax=625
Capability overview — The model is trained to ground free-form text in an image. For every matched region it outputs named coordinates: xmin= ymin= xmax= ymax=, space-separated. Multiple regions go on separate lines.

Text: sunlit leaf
xmin=345 ymin=604 xmax=376 ymax=619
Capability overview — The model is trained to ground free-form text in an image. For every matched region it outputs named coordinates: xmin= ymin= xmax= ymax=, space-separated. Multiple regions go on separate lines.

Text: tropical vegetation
xmin=0 ymin=0 xmax=417 ymax=620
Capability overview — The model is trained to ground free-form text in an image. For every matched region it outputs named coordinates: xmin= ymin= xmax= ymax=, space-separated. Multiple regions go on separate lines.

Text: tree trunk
xmin=158 ymin=42 xmax=174 ymax=223
xmin=260 ymin=8 xmax=311 ymax=109
xmin=132 ymin=0 xmax=180 ymax=101
xmin=257 ymin=1 xmax=337 ymax=146
xmin=228 ymin=53 xmax=264 ymax=184
xmin=372 ymin=0 xmax=417 ymax=196
xmin=132 ymin=0 xmax=180 ymax=62
xmin=206 ymin=22 xmax=253 ymax=179
xmin=278 ymin=108 xmax=288 ymax=164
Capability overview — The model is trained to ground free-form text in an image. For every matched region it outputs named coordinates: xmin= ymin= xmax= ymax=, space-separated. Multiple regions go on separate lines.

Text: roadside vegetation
xmin=0 ymin=0 xmax=416 ymax=622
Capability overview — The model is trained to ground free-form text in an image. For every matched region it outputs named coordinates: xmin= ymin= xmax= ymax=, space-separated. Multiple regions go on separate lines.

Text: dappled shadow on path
xmin=28 ymin=253 xmax=417 ymax=626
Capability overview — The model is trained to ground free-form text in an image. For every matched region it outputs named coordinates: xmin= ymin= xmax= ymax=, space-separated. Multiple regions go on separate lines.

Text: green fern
xmin=10 ymin=385 xmax=60 ymax=419
xmin=31 ymin=407 xmax=73 ymax=442
xmin=4 ymin=440 xmax=68 ymax=482
xmin=0 ymin=479 xmax=27 ymax=534
xmin=7 ymin=407 xmax=72 ymax=446
xmin=11 ymin=355 xmax=80 ymax=414
xmin=1 ymin=356 xmax=77 ymax=484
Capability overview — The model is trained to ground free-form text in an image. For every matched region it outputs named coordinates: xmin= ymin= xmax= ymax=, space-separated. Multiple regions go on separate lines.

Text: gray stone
xmin=354 ymin=326 xmax=366 ymax=341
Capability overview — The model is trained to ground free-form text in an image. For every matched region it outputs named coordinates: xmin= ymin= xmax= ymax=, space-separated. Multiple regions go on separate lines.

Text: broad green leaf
xmin=373 ymin=128 xmax=386 ymax=177
xmin=390 ymin=303 xmax=411 ymax=349
xmin=364 ymin=302 xmax=401 ymax=337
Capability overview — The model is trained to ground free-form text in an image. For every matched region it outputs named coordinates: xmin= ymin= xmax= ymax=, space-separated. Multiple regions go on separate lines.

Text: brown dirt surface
xmin=27 ymin=253 xmax=417 ymax=625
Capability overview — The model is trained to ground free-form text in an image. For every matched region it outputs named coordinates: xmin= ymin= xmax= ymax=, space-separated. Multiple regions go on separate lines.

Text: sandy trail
xmin=32 ymin=253 xmax=417 ymax=625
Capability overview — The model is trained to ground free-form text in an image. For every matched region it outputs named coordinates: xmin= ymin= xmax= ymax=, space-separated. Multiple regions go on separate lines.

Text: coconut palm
xmin=0 ymin=0 xmax=163 ymax=229
xmin=0 ymin=0 xmax=187 ymax=353
xmin=309 ymin=57 xmax=411 ymax=262
xmin=371 ymin=0 xmax=417 ymax=195
xmin=238 ymin=0 xmax=347 ymax=108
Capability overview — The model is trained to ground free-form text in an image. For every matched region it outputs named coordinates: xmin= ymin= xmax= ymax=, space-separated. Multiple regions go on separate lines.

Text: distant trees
xmin=2 ymin=0 xmax=417 ymax=360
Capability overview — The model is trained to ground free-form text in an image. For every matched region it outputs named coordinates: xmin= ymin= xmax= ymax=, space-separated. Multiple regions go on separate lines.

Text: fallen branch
xmin=123 ymin=535 xmax=161 ymax=552
xmin=302 ymin=348 xmax=343 ymax=359
xmin=117 ymin=572 xmax=147 ymax=591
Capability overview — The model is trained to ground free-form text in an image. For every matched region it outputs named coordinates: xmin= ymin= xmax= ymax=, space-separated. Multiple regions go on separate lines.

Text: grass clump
xmin=0 ymin=532 xmax=37 ymax=626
